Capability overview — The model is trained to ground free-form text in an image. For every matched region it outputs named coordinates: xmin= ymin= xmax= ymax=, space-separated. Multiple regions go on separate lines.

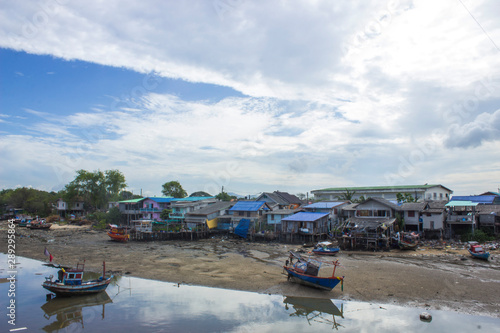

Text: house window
xmin=271 ymin=215 xmax=274 ymax=220
xmin=239 ymin=211 xmax=244 ymax=216
xmin=374 ymin=210 xmax=387 ymax=217
xmin=408 ymin=211 xmax=415 ymax=218
xmin=357 ymin=210 xmax=372 ymax=217
xmin=334 ymin=208 xmax=338 ymax=214
xmin=440 ymin=193 xmax=443 ymax=199
xmin=430 ymin=221 xmax=434 ymax=229
xmin=247 ymin=212 xmax=251 ymax=217
xmin=433 ymin=193 xmax=437 ymax=199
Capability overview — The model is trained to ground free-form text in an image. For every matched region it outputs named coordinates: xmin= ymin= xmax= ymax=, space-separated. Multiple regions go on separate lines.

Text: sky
xmin=0 ymin=0 xmax=499 ymax=198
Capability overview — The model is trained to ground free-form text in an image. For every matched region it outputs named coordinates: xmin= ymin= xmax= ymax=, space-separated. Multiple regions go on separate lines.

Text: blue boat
xmin=467 ymin=242 xmax=490 ymax=260
xmin=312 ymin=241 xmax=340 ymax=256
xmin=42 ymin=261 xmax=113 ymax=296
xmin=283 ymin=252 xmax=344 ymax=291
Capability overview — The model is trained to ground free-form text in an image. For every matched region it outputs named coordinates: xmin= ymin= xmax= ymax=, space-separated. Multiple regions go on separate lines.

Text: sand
xmin=3 ymin=222 xmax=500 ymax=318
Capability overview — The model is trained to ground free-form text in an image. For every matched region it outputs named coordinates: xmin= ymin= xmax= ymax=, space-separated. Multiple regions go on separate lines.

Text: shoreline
xmin=3 ymin=223 xmax=500 ymax=318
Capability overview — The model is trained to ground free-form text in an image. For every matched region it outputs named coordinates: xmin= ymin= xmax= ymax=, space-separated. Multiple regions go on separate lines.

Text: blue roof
xmin=282 ymin=212 xmax=329 ymax=222
xmin=229 ymin=201 xmax=268 ymax=211
xmin=451 ymin=195 xmax=497 ymax=204
xmin=305 ymin=201 xmax=345 ymax=209
xmin=145 ymin=197 xmax=174 ymax=203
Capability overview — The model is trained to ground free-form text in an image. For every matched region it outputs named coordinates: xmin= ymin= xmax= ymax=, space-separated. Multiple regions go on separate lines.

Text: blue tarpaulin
xmin=234 ymin=219 xmax=250 ymax=238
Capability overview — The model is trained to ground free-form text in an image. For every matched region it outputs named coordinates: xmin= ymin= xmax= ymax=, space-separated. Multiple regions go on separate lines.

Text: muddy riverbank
xmin=2 ymin=222 xmax=500 ymax=318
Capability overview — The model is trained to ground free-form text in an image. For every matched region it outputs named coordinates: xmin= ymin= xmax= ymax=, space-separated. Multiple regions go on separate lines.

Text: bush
xmin=460 ymin=229 xmax=495 ymax=243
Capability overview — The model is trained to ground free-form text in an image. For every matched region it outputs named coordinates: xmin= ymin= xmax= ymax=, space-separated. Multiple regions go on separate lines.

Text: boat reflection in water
xmin=284 ymin=296 xmax=344 ymax=329
xmin=41 ymin=292 xmax=112 ymax=332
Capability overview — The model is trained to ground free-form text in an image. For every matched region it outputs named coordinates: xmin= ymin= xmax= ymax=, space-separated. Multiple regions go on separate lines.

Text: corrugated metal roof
xmin=445 ymin=201 xmax=478 ymax=207
xmin=305 ymin=201 xmax=346 ymax=209
xmin=282 ymin=212 xmax=329 ymax=222
xmin=146 ymin=197 xmax=174 ymax=203
xmin=118 ymin=198 xmax=144 ymax=203
xmin=313 ymin=184 xmax=450 ymax=192
xmin=450 ymin=195 xmax=497 ymax=204
xmin=229 ymin=201 xmax=268 ymax=211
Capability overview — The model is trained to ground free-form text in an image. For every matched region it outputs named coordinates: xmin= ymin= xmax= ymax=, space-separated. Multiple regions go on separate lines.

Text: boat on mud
xmin=312 ymin=241 xmax=340 ymax=256
xmin=42 ymin=261 xmax=113 ymax=296
xmin=283 ymin=252 xmax=344 ymax=291
xmin=27 ymin=219 xmax=52 ymax=230
xmin=107 ymin=224 xmax=130 ymax=242
xmin=467 ymin=241 xmax=490 ymax=260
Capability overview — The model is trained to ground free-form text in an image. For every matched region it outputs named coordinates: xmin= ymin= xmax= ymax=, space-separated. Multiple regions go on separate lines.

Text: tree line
xmin=0 ymin=170 xmax=238 ymax=218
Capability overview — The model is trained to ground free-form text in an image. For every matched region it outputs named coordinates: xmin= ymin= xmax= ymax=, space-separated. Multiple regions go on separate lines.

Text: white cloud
xmin=1 ymin=0 xmax=499 ymax=194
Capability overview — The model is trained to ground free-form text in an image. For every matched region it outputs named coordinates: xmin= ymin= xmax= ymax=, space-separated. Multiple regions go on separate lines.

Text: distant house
xmin=169 ymin=197 xmax=217 ymax=223
xmin=475 ymin=204 xmax=500 ymax=234
xmin=255 ymin=191 xmax=303 ymax=209
xmin=229 ymin=201 xmax=272 ymax=231
xmin=265 ymin=208 xmax=302 ymax=233
xmin=184 ymin=201 xmax=234 ymax=230
xmin=56 ymin=198 xmax=85 ymax=218
xmin=281 ymin=212 xmax=330 ymax=243
xmin=401 ymin=201 xmax=447 ymax=238
xmin=338 ymin=198 xmax=401 ymax=250
xmin=445 ymin=195 xmax=500 ymax=237
xmin=303 ymin=201 xmax=350 ymax=226
xmin=141 ymin=197 xmax=173 ymax=220
xmin=312 ymin=184 xmax=453 ymax=202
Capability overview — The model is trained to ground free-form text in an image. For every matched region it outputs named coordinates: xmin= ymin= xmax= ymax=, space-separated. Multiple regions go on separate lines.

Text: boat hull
xmin=468 ymin=250 xmax=490 ymax=260
xmin=42 ymin=278 xmax=112 ymax=296
xmin=284 ymin=266 xmax=341 ymax=291
xmin=312 ymin=248 xmax=340 ymax=256
xmin=107 ymin=231 xmax=130 ymax=242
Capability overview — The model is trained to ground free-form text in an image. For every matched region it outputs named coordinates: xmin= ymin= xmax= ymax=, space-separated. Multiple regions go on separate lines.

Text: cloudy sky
xmin=1 ymin=0 xmax=499 ymax=197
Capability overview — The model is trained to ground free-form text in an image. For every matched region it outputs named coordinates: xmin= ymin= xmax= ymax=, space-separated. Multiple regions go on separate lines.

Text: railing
xmin=447 ymin=215 xmax=474 ymax=223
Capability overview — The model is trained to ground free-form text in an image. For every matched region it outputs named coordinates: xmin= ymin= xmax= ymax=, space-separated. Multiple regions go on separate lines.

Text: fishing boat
xmin=398 ymin=232 xmax=419 ymax=250
xmin=27 ymin=219 xmax=52 ymax=230
xmin=467 ymin=241 xmax=490 ymax=260
xmin=107 ymin=225 xmax=130 ymax=242
xmin=283 ymin=252 xmax=344 ymax=291
xmin=42 ymin=261 xmax=113 ymax=296
xmin=312 ymin=241 xmax=340 ymax=256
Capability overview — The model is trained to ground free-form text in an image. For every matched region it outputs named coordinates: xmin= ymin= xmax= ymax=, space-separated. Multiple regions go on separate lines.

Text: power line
xmin=457 ymin=0 xmax=499 ymax=52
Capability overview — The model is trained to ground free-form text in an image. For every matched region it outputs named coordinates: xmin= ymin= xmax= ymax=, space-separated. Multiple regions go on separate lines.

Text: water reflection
xmin=41 ymin=292 xmax=112 ymax=332
xmin=284 ymin=296 xmax=344 ymax=329
xmin=1 ymin=254 xmax=499 ymax=333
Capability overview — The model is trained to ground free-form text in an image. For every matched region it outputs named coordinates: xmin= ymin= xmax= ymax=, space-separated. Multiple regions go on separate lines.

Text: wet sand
xmin=3 ymin=223 xmax=500 ymax=318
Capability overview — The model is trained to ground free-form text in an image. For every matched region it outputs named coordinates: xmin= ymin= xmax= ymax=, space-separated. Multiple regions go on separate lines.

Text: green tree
xmin=336 ymin=188 xmax=356 ymax=201
xmin=215 ymin=191 xmax=236 ymax=201
xmin=64 ymin=169 xmax=127 ymax=211
xmin=160 ymin=209 xmax=172 ymax=220
xmin=105 ymin=169 xmax=127 ymax=199
xmin=189 ymin=191 xmax=212 ymax=197
xmin=161 ymin=181 xmax=187 ymax=198
xmin=396 ymin=192 xmax=417 ymax=203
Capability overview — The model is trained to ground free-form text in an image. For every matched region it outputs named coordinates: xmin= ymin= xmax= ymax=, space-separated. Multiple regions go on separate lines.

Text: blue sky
xmin=1 ymin=0 xmax=499 ymax=197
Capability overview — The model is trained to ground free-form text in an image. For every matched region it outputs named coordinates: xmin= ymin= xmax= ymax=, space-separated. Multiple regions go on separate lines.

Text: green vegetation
xmin=0 ymin=187 xmax=58 ymax=217
xmin=396 ymin=192 xmax=417 ymax=203
xmin=459 ymin=229 xmax=496 ymax=243
xmin=161 ymin=181 xmax=187 ymax=198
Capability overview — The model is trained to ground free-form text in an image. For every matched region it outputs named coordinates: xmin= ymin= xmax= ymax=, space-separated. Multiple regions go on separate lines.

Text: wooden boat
xmin=283 ymin=252 xmax=344 ymax=291
xmin=42 ymin=261 xmax=112 ymax=296
xmin=27 ymin=220 xmax=52 ymax=230
xmin=312 ymin=241 xmax=340 ymax=256
xmin=398 ymin=232 xmax=419 ymax=250
xmin=467 ymin=241 xmax=490 ymax=260
xmin=107 ymin=225 xmax=130 ymax=242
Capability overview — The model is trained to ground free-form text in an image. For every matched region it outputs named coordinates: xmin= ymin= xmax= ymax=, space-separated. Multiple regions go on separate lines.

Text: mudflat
xmin=5 ymin=223 xmax=500 ymax=318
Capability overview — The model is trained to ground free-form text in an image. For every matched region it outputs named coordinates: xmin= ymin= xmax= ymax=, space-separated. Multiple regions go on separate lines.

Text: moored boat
xmin=283 ymin=252 xmax=344 ymax=291
xmin=467 ymin=241 xmax=490 ymax=260
xmin=27 ymin=219 xmax=52 ymax=230
xmin=42 ymin=261 xmax=113 ymax=296
xmin=107 ymin=225 xmax=130 ymax=242
xmin=312 ymin=241 xmax=340 ymax=256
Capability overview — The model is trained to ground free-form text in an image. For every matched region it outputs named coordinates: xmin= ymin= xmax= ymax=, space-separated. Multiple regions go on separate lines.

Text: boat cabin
xmin=57 ymin=263 xmax=85 ymax=285
xmin=470 ymin=245 xmax=485 ymax=254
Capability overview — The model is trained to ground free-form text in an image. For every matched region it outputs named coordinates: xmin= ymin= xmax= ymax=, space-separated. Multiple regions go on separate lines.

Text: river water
xmin=1 ymin=254 xmax=499 ymax=332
